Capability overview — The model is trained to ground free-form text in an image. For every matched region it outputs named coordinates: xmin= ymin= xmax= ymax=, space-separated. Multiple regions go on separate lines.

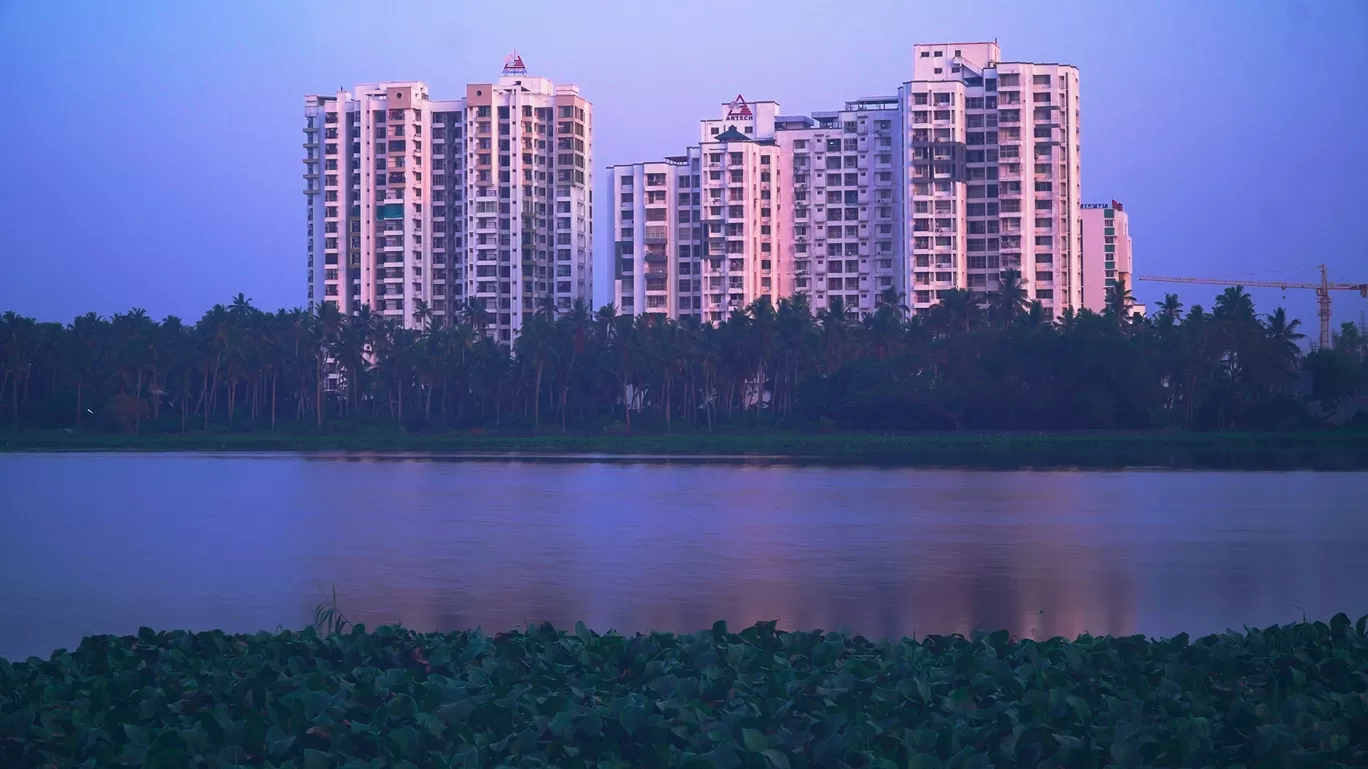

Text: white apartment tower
xmin=304 ymin=82 xmax=441 ymax=326
xmin=903 ymin=42 xmax=1082 ymax=314
xmin=1081 ymin=200 xmax=1133 ymax=312
xmin=611 ymin=97 xmax=786 ymax=323
xmin=608 ymin=157 xmax=695 ymax=318
xmin=773 ymin=97 xmax=904 ymax=315
xmin=610 ymin=95 xmax=904 ymax=321
xmin=304 ymin=54 xmax=592 ymax=340
xmin=606 ymin=41 xmax=1090 ymax=323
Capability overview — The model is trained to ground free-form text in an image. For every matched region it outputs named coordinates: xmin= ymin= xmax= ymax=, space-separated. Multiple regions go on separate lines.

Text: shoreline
xmin=3 ymin=429 xmax=1366 ymax=469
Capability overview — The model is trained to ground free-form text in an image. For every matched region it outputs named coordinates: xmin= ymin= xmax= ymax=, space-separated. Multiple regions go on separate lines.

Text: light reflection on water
xmin=1 ymin=452 xmax=1364 ymax=660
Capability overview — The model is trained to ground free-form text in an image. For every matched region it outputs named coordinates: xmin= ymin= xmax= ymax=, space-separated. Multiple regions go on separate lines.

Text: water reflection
xmin=1 ymin=453 xmax=1365 ymax=660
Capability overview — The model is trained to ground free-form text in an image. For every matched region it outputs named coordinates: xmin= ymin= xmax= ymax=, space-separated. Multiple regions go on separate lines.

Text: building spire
xmin=502 ymin=50 xmax=527 ymax=76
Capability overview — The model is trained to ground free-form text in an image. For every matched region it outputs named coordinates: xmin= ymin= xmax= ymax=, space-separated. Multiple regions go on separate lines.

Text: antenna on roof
xmin=503 ymin=50 xmax=527 ymax=76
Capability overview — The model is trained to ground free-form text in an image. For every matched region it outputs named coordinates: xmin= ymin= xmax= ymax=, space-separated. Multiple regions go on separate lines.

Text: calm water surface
xmin=1 ymin=452 xmax=1366 ymax=660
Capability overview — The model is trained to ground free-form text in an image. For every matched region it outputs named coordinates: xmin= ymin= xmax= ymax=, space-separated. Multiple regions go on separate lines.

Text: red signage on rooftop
xmin=502 ymin=51 xmax=527 ymax=76
xmin=726 ymin=94 xmax=752 ymax=119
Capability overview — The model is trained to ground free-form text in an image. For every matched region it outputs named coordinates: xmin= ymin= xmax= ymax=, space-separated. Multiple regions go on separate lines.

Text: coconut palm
xmin=929 ymin=289 xmax=980 ymax=335
xmin=986 ymin=269 xmax=1030 ymax=326
xmin=1155 ymin=293 xmax=1184 ymax=326
xmin=1264 ymin=307 xmax=1304 ymax=359
xmin=0 ymin=284 xmax=1341 ymax=434
xmin=1104 ymin=276 xmax=1136 ymax=327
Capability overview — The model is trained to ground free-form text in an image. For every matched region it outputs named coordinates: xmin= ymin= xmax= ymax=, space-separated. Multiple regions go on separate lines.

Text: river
xmin=1 ymin=452 xmax=1365 ymax=660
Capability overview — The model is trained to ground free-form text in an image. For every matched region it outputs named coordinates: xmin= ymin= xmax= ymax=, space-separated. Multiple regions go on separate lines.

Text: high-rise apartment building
xmin=1080 ymin=200 xmax=1133 ymax=312
xmin=610 ymin=96 xmax=902 ymax=321
xmin=607 ymin=41 xmax=1093 ymax=323
xmin=303 ymin=54 xmax=592 ymax=340
xmin=774 ymin=97 xmax=904 ymax=315
xmin=610 ymin=97 xmax=787 ymax=322
xmin=607 ymin=157 xmax=693 ymax=318
xmin=903 ymin=42 xmax=1081 ymax=314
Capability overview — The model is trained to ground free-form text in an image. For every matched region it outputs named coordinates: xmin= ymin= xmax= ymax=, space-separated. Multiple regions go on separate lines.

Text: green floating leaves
xmin=2 ymin=615 xmax=1368 ymax=767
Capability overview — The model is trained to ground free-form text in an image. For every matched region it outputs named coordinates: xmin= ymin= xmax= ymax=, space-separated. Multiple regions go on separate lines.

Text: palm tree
xmin=1104 ymin=276 xmax=1136 ymax=327
xmin=514 ymin=313 xmax=557 ymax=426
xmin=462 ymin=300 xmax=492 ymax=337
xmin=412 ymin=299 xmax=433 ymax=332
xmin=1155 ymin=293 xmax=1184 ymax=326
xmin=930 ymin=289 xmax=980 ymax=335
xmin=65 ymin=312 xmax=105 ymax=426
xmin=196 ymin=304 xmax=231 ymax=427
xmin=555 ymin=298 xmax=593 ymax=429
xmin=987 ymin=269 xmax=1030 ymax=326
xmin=1054 ymin=306 xmax=1079 ymax=332
xmin=816 ymin=298 xmax=852 ymax=374
xmin=1214 ymin=286 xmax=1257 ymax=324
xmin=773 ymin=295 xmax=815 ymax=412
xmin=1264 ymin=307 xmax=1305 ymax=359
xmin=876 ymin=287 xmax=909 ymax=318
xmin=1 ymin=311 xmax=40 ymax=422
xmin=0 ymin=284 xmax=1333 ymax=436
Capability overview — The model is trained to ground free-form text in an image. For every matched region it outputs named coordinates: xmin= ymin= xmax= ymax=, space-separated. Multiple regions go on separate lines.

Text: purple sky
xmin=2 ymin=0 xmax=1365 ymax=331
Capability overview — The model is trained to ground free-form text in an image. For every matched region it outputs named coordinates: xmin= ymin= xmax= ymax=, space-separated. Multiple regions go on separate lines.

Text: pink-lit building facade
xmin=303 ymin=55 xmax=592 ymax=341
xmin=609 ymin=40 xmax=1122 ymax=323
xmin=1080 ymin=200 xmax=1134 ymax=313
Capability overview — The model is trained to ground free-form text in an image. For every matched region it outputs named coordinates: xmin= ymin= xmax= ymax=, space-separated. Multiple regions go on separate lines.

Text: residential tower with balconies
xmin=303 ymin=54 xmax=592 ymax=340
xmin=903 ymin=41 xmax=1083 ymax=314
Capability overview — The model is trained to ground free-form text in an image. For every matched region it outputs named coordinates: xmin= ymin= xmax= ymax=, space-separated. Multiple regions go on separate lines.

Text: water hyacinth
xmin=2 ymin=616 xmax=1367 ymax=768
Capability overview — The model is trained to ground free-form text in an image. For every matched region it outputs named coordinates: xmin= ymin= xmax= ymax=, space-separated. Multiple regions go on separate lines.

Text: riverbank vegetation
xmin=3 ymin=616 xmax=1366 ymax=767
xmin=4 ymin=428 xmax=1367 ymax=470
xmin=3 ymin=279 xmax=1366 ymax=437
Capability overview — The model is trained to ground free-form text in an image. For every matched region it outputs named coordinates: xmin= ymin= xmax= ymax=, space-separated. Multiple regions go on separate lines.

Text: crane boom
xmin=1137 ymin=264 xmax=1367 ymax=349
xmin=1137 ymin=276 xmax=1324 ymax=290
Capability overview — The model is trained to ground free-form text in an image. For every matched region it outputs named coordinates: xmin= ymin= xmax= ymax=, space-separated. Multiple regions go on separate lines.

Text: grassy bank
xmin=2 ymin=428 xmax=1368 ymax=469
xmin=3 ymin=617 xmax=1366 ymax=767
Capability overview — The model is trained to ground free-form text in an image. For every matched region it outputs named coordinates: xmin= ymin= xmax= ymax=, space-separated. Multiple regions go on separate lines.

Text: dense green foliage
xmin=3 ymin=278 xmax=1366 ymax=435
xmin=4 ymin=617 xmax=1367 ymax=768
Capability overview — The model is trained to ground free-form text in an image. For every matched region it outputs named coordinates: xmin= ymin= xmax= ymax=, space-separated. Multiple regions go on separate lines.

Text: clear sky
xmin=2 ymin=0 xmax=1365 ymax=331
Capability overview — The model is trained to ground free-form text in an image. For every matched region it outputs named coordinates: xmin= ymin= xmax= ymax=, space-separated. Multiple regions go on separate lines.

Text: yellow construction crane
xmin=1137 ymin=264 xmax=1368 ymax=349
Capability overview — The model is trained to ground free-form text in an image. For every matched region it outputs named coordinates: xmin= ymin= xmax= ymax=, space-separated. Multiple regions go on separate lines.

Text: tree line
xmin=2 ymin=272 xmax=1366 ymax=435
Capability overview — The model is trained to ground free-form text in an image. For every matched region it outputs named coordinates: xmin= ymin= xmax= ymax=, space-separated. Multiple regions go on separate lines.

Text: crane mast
xmin=1137 ymin=264 xmax=1368 ymax=349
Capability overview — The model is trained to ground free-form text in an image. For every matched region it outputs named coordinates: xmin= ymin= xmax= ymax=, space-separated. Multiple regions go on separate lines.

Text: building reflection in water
xmin=3 ymin=454 xmax=1366 ymax=662
xmin=286 ymin=461 xmax=1359 ymax=642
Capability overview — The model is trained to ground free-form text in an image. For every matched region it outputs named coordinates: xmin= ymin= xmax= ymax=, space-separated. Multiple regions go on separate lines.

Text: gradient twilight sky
xmin=2 ymin=0 xmax=1366 ymax=330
